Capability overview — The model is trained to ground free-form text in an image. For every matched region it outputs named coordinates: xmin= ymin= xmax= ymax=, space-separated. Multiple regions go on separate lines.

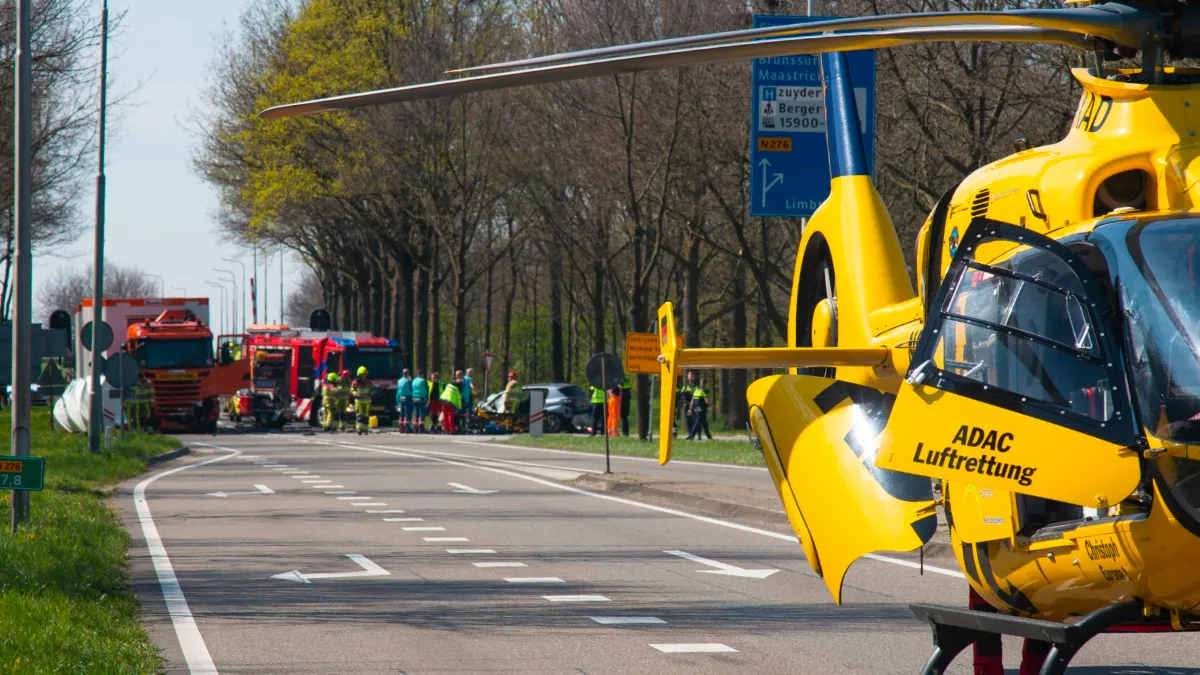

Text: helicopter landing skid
xmin=910 ymin=600 xmax=1143 ymax=675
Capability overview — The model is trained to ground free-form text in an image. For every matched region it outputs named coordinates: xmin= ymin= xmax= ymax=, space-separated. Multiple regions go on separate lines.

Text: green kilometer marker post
xmin=0 ymin=455 xmax=44 ymax=491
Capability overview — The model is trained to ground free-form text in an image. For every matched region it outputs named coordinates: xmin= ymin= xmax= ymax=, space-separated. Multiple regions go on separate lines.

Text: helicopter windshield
xmin=1121 ymin=219 xmax=1200 ymax=443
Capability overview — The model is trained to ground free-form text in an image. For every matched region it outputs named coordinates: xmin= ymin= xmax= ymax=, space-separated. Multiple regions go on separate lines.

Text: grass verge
xmin=497 ymin=433 xmax=763 ymax=466
xmin=0 ymin=408 xmax=179 ymax=673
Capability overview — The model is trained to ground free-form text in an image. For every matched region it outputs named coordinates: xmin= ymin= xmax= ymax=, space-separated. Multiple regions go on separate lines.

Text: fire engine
xmin=124 ymin=308 xmax=250 ymax=432
xmin=230 ymin=324 xmax=404 ymax=428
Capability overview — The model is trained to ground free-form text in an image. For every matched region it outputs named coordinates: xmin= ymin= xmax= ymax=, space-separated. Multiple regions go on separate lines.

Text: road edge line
xmin=453 ymin=438 xmax=768 ymax=472
xmin=134 ymin=442 xmax=240 ymax=675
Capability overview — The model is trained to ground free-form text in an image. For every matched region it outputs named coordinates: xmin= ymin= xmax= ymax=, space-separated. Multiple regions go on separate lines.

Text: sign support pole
xmin=87 ymin=0 xmax=109 ymax=454
xmin=10 ymin=0 xmax=33 ymax=532
xmin=602 ymin=359 xmax=610 ymax=473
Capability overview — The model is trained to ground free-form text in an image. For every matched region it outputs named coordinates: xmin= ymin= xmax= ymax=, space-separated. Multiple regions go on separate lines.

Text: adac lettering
xmin=1075 ymin=91 xmax=1113 ymax=133
xmin=912 ymin=425 xmax=1036 ymax=486
xmin=951 ymin=425 xmax=1014 ymax=452
xmin=1085 ymin=538 xmax=1120 ymax=561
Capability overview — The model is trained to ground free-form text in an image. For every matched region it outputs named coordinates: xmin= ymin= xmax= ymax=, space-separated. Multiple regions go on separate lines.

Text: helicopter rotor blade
xmin=260 ymin=25 xmax=1089 ymax=120
xmin=448 ymin=2 xmax=1156 ymax=74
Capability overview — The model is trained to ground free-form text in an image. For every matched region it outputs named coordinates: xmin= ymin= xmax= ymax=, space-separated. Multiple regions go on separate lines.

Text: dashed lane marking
xmin=590 ymin=617 xmax=665 ymax=625
xmin=506 ymin=577 xmax=564 ymax=583
xmin=367 ymin=509 xmax=406 ymax=514
xmin=447 ymin=549 xmax=495 ymax=554
xmin=383 ymin=517 xmax=424 ymax=522
xmin=473 ymin=562 xmax=526 ymax=568
xmin=292 ymin=475 xmax=320 ymax=479
xmin=651 ymin=644 xmax=737 ymax=653
xmin=544 ymin=595 xmax=609 ymax=602
xmin=326 ymin=491 xmax=356 ymax=495
xmin=354 ymin=503 xmax=388 ymax=506
xmin=402 ymin=526 xmax=445 ymax=531
xmin=317 ymin=439 xmax=965 ymax=579
xmin=424 ymin=537 xmax=469 ymax=542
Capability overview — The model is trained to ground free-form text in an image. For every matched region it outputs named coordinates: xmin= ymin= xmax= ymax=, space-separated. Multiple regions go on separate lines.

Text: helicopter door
xmin=878 ymin=219 xmax=1143 ymax=509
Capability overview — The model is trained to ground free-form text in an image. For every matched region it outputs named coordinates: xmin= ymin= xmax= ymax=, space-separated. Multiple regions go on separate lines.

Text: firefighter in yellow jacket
xmin=352 ymin=366 xmax=374 ymax=435
xmin=321 ymin=373 xmax=340 ymax=431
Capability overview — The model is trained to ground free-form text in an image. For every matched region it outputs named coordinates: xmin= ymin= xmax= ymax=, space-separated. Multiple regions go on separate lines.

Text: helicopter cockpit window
xmin=930 ymin=238 xmax=1114 ymax=422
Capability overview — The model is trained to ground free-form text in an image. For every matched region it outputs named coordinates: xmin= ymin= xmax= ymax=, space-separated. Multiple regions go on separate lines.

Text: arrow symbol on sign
xmin=206 ymin=484 xmax=274 ymax=498
xmin=448 ymin=482 xmax=497 ymax=495
xmin=759 ymin=158 xmax=784 ymax=207
xmin=272 ymin=554 xmax=389 ymax=583
xmin=664 ymin=550 xmax=780 ymax=579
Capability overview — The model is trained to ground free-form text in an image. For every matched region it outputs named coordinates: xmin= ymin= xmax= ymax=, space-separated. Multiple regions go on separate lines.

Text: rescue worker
xmin=429 ymin=372 xmax=445 ymax=432
xmin=971 ymin=586 xmax=1050 ymax=675
xmin=321 ymin=373 xmax=339 ymax=431
xmin=336 ymin=369 xmax=353 ymax=431
xmin=439 ymin=378 xmax=462 ymax=434
xmin=462 ymin=368 xmax=476 ymax=413
xmin=352 ymin=366 xmax=374 ymax=435
xmin=589 ymin=384 xmax=606 ymax=436
xmin=676 ymin=371 xmax=697 ymax=437
xmin=686 ymin=377 xmax=712 ymax=441
xmin=607 ymin=382 xmax=621 ymax=437
xmin=396 ymin=368 xmax=413 ymax=432
xmin=504 ymin=371 xmax=522 ymax=413
xmin=130 ymin=376 xmax=155 ymax=432
xmin=411 ymin=370 xmax=429 ymax=432
xmin=619 ymin=375 xmax=632 ymax=436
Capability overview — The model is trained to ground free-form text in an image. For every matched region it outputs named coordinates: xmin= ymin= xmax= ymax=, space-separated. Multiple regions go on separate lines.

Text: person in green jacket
xmin=439 ymin=380 xmax=462 ymax=434
xmin=686 ymin=377 xmax=712 ymax=441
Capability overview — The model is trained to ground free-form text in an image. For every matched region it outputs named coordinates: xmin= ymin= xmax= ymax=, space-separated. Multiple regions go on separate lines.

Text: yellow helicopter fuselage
xmin=659 ymin=66 xmax=1200 ymax=628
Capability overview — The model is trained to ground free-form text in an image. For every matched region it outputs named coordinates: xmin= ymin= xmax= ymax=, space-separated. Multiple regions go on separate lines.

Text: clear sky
xmin=33 ymin=0 xmax=302 ymax=336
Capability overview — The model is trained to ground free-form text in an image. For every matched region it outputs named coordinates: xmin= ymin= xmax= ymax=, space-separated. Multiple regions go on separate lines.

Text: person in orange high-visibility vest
xmin=606 ymin=384 xmax=621 ymax=436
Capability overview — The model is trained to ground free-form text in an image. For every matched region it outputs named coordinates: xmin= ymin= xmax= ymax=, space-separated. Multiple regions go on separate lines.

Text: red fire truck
xmin=230 ymin=325 xmax=405 ymax=428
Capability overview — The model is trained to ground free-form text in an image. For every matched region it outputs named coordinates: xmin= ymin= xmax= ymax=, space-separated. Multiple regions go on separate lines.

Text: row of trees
xmin=195 ymin=0 xmax=1084 ymax=436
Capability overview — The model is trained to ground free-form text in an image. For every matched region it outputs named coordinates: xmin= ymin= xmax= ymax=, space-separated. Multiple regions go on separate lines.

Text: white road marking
xmin=138 ymin=442 xmax=237 ymax=674
xmin=543 ymin=595 xmax=610 ymax=602
xmin=272 ymin=554 xmax=389 ymax=583
xmin=664 ymin=550 xmax=779 ymax=579
xmin=651 ymin=643 xmax=737 ymax=653
xmin=292 ymin=475 xmax=319 ymax=479
xmin=326 ymin=491 xmax=356 ymax=494
xmin=505 ymin=577 xmax=563 ymax=583
xmin=205 ymin=484 xmax=274 ymax=498
xmin=447 ymin=549 xmax=495 ymax=554
xmin=447 ymin=482 xmax=496 ymax=495
xmin=367 ymin=509 xmax=405 ymax=514
xmin=383 ymin=517 xmax=424 ymax=522
xmin=316 ymin=485 xmax=345 ymax=489
xmin=590 ymin=616 xmax=665 ymax=625
xmin=402 ymin=526 xmax=445 ymax=531
xmin=353 ymin=503 xmax=388 ymax=506
xmin=455 ymin=439 xmax=768 ymax=472
xmin=317 ymin=440 xmax=965 ymax=579
xmin=473 ymin=562 xmax=526 ymax=568
xmin=424 ymin=537 xmax=469 ymax=542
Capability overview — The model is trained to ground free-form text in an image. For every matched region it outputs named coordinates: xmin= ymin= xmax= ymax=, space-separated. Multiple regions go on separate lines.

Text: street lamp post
xmin=146 ymin=273 xmax=164 ymax=297
xmin=10 ymin=0 xmax=34 ymax=529
xmin=214 ymin=269 xmax=238 ymax=333
xmin=86 ymin=0 xmax=109 ymax=455
xmin=223 ymin=257 xmax=246 ymax=332
xmin=205 ymin=282 xmax=227 ymax=335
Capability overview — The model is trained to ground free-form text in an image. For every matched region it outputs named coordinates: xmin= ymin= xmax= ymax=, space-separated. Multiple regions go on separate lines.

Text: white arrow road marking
xmin=206 ymin=484 xmax=274 ymax=498
xmin=448 ymin=482 xmax=496 ymax=495
xmin=272 ymin=554 xmax=389 ymax=583
xmin=664 ymin=550 xmax=779 ymax=579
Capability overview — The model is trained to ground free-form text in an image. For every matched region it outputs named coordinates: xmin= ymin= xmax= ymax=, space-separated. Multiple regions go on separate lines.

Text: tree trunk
xmin=683 ymin=235 xmax=701 ymax=348
xmin=549 ymin=257 xmax=565 ymax=382
xmin=416 ymin=262 xmax=429 ymax=374
xmin=500 ymin=267 xmax=517 ymax=380
xmin=452 ymin=265 xmax=468 ymax=372
xmin=591 ymin=261 xmax=605 ymax=355
xmin=402 ymin=253 xmax=415 ymax=370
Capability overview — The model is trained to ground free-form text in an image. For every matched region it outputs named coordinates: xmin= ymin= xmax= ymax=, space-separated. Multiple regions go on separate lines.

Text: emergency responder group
xmin=317 ymin=367 xmax=378 ymax=435
xmin=393 ymin=368 xmax=476 ymax=433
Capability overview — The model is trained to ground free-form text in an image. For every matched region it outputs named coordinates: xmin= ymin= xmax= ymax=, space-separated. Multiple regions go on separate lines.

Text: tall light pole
xmin=214 ymin=269 xmax=238 ymax=332
xmin=279 ymin=248 xmax=284 ymax=325
xmin=205 ymin=282 xmax=227 ymax=335
xmin=223 ymin=257 xmax=246 ymax=332
xmin=86 ymin=0 xmax=109 ymax=454
xmin=251 ymin=243 xmax=258 ymax=323
xmin=10 ymin=0 xmax=34 ymax=529
xmin=146 ymin=273 xmax=164 ymax=297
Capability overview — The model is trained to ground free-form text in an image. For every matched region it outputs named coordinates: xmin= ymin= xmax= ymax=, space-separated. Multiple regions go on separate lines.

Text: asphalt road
xmin=120 ymin=430 xmax=1200 ymax=674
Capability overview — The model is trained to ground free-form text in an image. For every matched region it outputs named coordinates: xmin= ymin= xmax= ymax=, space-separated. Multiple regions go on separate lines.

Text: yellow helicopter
xmin=262 ymin=2 xmax=1200 ymax=671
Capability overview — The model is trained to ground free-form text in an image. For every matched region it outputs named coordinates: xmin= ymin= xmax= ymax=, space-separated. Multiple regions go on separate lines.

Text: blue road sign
xmin=749 ymin=15 xmax=876 ymax=218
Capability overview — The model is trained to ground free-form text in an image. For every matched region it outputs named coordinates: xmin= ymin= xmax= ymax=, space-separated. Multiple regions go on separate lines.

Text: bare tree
xmin=36 ymin=261 xmax=155 ymax=320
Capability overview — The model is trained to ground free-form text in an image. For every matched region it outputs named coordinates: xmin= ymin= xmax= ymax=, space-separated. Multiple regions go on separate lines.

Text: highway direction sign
xmin=0 ymin=455 xmax=44 ymax=491
xmin=749 ymin=15 xmax=876 ymax=218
